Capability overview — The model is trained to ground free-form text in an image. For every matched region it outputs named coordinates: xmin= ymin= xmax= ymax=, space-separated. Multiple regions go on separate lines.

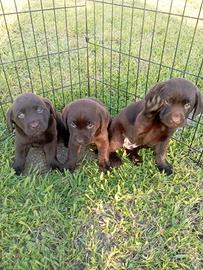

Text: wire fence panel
xmin=0 ymin=0 xmax=202 ymax=166
xmin=86 ymin=0 xmax=203 ymax=166
xmin=0 ymin=0 xmax=87 ymax=110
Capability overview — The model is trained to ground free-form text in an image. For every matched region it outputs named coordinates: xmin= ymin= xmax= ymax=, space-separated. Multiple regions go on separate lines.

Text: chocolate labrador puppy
xmin=109 ymin=78 xmax=203 ymax=175
xmin=7 ymin=93 xmax=66 ymax=175
xmin=62 ymin=98 xmax=110 ymax=172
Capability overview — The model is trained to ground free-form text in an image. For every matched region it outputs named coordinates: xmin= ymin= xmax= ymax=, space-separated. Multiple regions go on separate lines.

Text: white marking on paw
xmin=123 ymin=137 xmax=139 ymax=150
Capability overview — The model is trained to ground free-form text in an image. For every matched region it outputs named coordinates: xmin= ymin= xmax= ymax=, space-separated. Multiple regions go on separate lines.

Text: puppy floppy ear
xmin=101 ymin=110 xmax=110 ymax=128
xmin=42 ymin=98 xmax=56 ymax=119
xmin=62 ymin=105 xmax=70 ymax=129
xmin=193 ymin=88 xmax=203 ymax=117
xmin=95 ymin=109 xmax=110 ymax=136
xmin=6 ymin=107 xmax=14 ymax=131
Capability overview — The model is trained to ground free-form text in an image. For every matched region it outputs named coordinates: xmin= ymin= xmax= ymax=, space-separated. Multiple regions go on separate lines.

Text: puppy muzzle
xmin=161 ymin=112 xmax=185 ymax=128
xmin=26 ymin=120 xmax=47 ymax=136
xmin=76 ymin=138 xmax=85 ymax=145
xmin=75 ymin=136 xmax=91 ymax=146
xmin=29 ymin=120 xmax=40 ymax=129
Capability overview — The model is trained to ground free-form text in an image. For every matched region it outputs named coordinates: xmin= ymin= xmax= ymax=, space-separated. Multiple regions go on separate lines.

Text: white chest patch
xmin=123 ymin=137 xmax=139 ymax=150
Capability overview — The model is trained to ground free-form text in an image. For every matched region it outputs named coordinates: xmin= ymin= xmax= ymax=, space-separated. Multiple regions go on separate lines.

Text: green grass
xmin=0 ymin=0 xmax=203 ymax=269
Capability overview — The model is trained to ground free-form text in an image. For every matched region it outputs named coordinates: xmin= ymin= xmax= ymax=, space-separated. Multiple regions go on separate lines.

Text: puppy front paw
xmin=48 ymin=160 xmax=64 ymax=172
xmin=13 ymin=166 xmax=24 ymax=175
xmin=99 ymin=160 xmax=111 ymax=173
xmin=145 ymin=95 xmax=163 ymax=115
xmin=109 ymin=152 xmax=122 ymax=168
xmin=64 ymin=161 xmax=77 ymax=173
xmin=125 ymin=149 xmax=142 ymax=165
xmin=13 ymin=162 xmax=24 ymax=175
xmin=157 ymin=163 xmax=173 ymax=175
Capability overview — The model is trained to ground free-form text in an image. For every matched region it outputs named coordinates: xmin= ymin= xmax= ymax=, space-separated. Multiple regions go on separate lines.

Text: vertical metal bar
xmin=135 ymin=0 xmax=146 ymax=98
xmin=74 ymin=0 xmax=82 ymax=98
xmin=0 ymin=0 xmax=22 ymax=93
xmin=53 ymin=0 xmax=65 ymax=105
xmin=125 ymin=0 xmax=135 ymax=105
xmin=187 ymin=114 xmax=202 ymax=155
xmin=191 ymin=56 xmax=202 ymax=123
xmin=40 ymin=0 xmax=56 ymax=104
xmin=93 ymin=0 xmax=97 ymax=97
xmin=169 ymin=0 xmax=188 ymax=78
xmin=157 ymin=0 xmax=173 ymax=81
xmin=145 ymin=0 xmax=159 ymax=94
xmin=13 ymin=0 xmax=34 ymax=93
xmin=195 ymin=58 xmax=203 ymax=86
xmin=172 ymin=1 xmax=191 ymax=148
xmin=64 ymin=0 xmax=74 ymax=100
xmin=27 ymin=0 xmax=45 ymax=96
xmin=0 ymin=103 xmax=6 ymax=122
xmin=183 ymin=2 xmax=203 ymax=155
xmin=197 ymin=150 xmax=202 ymax=167
xmin=109 ymin=0 xmax=114 ymax=113
xmin=0 ymin=54 xmax=13 ymax=103
xmin=85 ymin=0 xmax=90 ymax=97
xmin=116 ymin=0 xmax=124 ymax=112
xmin=101 ymin=0 xmax=105 ymax=101
xmin=183 ymin=0 xmax=203 ymax=78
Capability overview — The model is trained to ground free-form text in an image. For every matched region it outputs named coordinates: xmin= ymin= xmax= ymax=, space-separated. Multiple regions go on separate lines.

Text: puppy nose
xmin=76 ymin=138 xmax=84 ymax=144
xmin=30 ymin=121 xmax=40 ymax=129
xmin=171 ymin=112 xmax=183 ymax=124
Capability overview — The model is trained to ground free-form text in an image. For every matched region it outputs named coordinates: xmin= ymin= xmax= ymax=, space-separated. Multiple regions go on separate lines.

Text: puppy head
xmin=62 ymin=99 xmax=109 ymax=146
xmin=146 ymin=78 xmax=203 ymax=128
xmin=7 ymin=93 xmax=56 ymax=136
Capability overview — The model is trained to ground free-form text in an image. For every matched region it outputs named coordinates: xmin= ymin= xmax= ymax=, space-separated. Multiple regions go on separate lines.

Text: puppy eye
xmin=71 ymin=122 xmax=77 ymax=128
xmin=17 ymin=112 xmax=25 ymax=119
xmin=165 ymin=97 xmax=174 ymax=105
xmin=184 ymin=102 xmax=191 ymax=110
xmin=36 ymin=107 xmax=44 ymax=114
xmin=87 ymin=123 xmax=94 ymax=129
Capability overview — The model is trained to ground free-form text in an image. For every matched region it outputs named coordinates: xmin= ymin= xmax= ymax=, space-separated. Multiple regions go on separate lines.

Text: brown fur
xmin=7 ymin=93 xmax=67 ymax=174
xmin=109 ymin=78 xmax=203 ymax=175
xmin=62 ymin=98 xmax=110 ymax=172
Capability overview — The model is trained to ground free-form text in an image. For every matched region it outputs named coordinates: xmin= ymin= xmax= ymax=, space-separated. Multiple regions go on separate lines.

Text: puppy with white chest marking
xmin=109 ymin=78 xmax=203 ymax=175
xmin=7 ymin=93 xmax=67 ymax=175
xmin=62 ymin=98 xmax=111 ymax=172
